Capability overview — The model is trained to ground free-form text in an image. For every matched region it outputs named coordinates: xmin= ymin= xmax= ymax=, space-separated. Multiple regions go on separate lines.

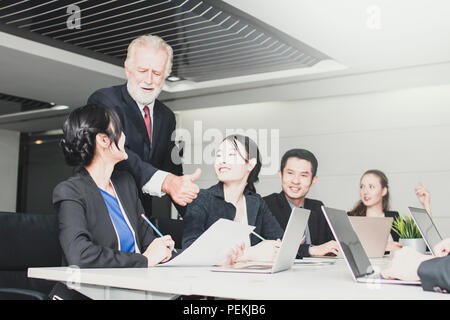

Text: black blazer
xmin=53 ymin=168 xmax=156 ymax=268
xmin=418 ymin=255 xmax=450 ymax=293
xmin=87 ymin=84 xmax=184 ymax=215
xmin=384 ymin=211 xmax=400 ymax=242
xmin=263 ymin=192 xmax=334 ymax=257
xmin=182 ymin=183 xmax=284 ymax=249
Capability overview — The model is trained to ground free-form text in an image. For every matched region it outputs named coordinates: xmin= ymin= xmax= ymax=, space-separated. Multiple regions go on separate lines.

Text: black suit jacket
xmin=418 ymin=255 xmax=450 ymax=293
xmin=384 ymin=211 xmax=400 ymax=242
xmin=263 ymin=192 xmax=334 ymax=257
xmin=87 ymin=84 xmax=184 ymax=216
xmin=53 ymin=168 xmax=156 ymax=268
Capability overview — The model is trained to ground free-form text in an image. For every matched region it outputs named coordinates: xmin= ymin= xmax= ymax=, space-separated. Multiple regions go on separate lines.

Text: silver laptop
xmin=408 ymin=206 xmax=443 ymax=255
xmin=349 ymin=216 xmax=393 ymax=258
xmin=321 ymin=206 xmax=420 ymax=285
xmin=212 ymin=207 xmax=310 ymax=274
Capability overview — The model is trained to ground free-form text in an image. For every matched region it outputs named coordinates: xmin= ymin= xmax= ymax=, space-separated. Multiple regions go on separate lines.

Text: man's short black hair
xmin=280 ymin=149 xmax=318 ymax=177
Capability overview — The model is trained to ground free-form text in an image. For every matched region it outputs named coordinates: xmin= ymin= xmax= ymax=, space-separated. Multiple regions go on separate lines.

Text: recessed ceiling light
xmin=34 ymin=140 xmax=43 ymax=145
xmin=167 ymin=76 xmax=182 ymax=82
xmin=50 ymin=105 xmax=69 ymax=110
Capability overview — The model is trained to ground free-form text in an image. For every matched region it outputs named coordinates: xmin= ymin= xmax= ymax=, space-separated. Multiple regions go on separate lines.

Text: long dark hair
xmin=349 ymin=169 xmax=390 ymax=216
xmin=222 ymin=134 xmax=262 ymax=192
xmin=60 ymin=104 xmax=123 ymax=167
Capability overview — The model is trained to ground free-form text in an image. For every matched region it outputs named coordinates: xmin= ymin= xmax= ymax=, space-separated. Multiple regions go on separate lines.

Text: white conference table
xmin=28 ymin=258 xmax=449 ymax=300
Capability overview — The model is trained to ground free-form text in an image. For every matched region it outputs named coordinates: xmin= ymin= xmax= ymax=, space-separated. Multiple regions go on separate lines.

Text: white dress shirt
xmin=135 ymin=101 xmax=169 ymax=197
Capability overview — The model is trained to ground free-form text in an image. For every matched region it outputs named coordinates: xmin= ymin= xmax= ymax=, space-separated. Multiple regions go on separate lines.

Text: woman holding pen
xmin=53 ymin=104 xmax=175 ymax=272
xmin=182 ymin=134 xmax=283 ymax=262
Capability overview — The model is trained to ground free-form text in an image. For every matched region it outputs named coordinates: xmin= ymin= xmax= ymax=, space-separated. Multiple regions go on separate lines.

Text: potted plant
xmin=391 ymin=215 xmax=427 ymax=253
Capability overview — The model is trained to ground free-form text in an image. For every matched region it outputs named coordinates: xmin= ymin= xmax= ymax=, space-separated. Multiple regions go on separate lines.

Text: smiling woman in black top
xmin=182 ymin=134 xmax=283 ymax=262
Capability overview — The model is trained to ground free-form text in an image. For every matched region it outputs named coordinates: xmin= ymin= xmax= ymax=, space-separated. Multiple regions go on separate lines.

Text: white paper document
xmin=158 ymin=218 xmax=255 ymax=267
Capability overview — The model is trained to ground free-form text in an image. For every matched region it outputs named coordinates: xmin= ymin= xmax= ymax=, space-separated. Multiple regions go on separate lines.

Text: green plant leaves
xmin=391 ymin=216 xmax=422 ymax=239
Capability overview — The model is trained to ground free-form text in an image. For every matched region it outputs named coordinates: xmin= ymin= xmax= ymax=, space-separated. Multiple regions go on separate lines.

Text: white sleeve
xmin=141 ymin=170 xmax=170 ymax=197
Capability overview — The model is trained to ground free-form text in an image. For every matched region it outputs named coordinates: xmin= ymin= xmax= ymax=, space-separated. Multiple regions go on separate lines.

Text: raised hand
xmin=415 ymin=183 xmax=431 ymax=215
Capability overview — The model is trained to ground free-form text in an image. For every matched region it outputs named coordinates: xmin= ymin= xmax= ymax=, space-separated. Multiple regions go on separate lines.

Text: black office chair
xmin=0 ymin=211 xmax=62 ymax=300
xmin=0 ymin=288 xmax=49 ymax=300
xmin=151 ymin=217 xmax=184 ymax=249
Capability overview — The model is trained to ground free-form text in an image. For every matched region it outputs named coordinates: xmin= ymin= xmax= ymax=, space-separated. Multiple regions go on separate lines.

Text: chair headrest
xmin=0 ymin=212 xmax=62 ymax=270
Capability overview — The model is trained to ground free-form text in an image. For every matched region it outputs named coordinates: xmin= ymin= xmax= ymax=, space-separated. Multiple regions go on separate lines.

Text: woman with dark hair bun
xmin=60 ymin=104 xmax=123 ymax=167
xmin=349 ymin=169 xmax=402 ymax=252
xmin=182 ymin=134 xmax=284 ymax=262
xmin=53 ymin=104 xmax=175 ymax=272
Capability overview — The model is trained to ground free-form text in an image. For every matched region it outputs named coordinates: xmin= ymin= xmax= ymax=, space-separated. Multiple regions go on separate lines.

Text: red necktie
xmin=143 ymin=105 xmax=152 ymax=144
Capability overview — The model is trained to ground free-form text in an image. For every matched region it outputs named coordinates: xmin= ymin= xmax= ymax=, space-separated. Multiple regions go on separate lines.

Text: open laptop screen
xmin=322 ymin=207 xmax=374 ymax=278
xmin=408 ymin=207 xmax=442 ymax=254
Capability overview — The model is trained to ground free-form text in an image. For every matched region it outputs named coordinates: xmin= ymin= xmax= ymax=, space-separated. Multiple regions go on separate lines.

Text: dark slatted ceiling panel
xmin=0 ymin=0 xmax=329 ymax=82
xmin=0 ymin=92 xmax=53 ymax=112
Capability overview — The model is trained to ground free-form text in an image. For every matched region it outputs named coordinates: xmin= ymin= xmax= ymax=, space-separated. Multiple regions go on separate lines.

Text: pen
xmin=251 ymin=231 xmax=266 ymax=242
xmin=141 ymin=214 xmax=178 ymax=253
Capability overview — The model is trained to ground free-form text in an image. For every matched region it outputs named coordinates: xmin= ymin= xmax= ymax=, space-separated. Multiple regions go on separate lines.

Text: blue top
xmin=99 ymin=188 xmax=135 ymax=253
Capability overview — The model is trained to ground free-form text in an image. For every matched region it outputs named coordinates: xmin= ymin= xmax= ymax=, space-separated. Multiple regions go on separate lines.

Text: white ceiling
xmin=164 ymin=0 xmax=450 ymax=105
xmin=225 ymin=0 xmax=450 ymax=71
xmin=1 ymin=0 xmax=450 ymax=132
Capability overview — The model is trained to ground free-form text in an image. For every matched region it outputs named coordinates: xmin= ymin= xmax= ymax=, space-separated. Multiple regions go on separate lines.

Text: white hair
xmin=124 ymin=34 xmax=173 ymax=77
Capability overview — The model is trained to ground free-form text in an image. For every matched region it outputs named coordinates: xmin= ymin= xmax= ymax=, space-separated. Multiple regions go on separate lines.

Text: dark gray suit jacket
xmin=53 ymin=168 xmax=156 ymax=268
xmin=419 ymin=255 xmax=450 ymax=293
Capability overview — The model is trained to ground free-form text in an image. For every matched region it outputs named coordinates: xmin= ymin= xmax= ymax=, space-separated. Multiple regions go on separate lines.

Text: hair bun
xmin=60 ymin=104 xmax=122 ymax=167
xmin=60 ymin=130 xmax=95 ymax=167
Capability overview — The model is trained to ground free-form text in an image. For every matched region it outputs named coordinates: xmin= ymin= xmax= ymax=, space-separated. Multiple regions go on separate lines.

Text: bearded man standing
xmin=88 ymin=34 xmax=200 ymax=218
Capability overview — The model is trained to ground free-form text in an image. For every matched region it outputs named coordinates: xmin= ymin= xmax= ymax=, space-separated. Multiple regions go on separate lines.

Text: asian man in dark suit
xmin=263 ymin=149 xmax=338 ymax=257
xmin=88 ymin=34 xmax=200 ymax=217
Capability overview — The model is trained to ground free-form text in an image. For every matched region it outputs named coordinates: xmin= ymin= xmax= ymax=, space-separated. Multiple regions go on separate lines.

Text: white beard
xmin=127 ymin=80 xmax=163 ymax=106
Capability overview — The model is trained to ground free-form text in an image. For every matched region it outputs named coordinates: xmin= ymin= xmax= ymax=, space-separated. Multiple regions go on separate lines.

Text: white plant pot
xmin=399 ymin=238 xmax=427 ymax=254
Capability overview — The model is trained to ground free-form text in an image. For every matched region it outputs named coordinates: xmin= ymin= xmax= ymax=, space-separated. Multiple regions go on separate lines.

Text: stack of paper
xmin=158 ymin=219 xmax=254 ymax=267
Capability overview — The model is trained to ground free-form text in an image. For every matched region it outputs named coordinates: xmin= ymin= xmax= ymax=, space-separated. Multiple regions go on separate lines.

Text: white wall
xmin=0 ymin=128 xmax=20 ymax=211
xmin=175 ymin=84 xmax=450 ymax=237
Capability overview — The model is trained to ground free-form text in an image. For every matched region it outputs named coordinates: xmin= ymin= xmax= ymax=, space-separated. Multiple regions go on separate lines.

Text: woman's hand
xmin=434 ymin=238 xmax=450 ymax=257
xmin=241 ymin=239 xmax=282 ymax=262
xmin=382 ymin=247 xmax=433 ymax=281
xmin=143 ymin=235 xmax=175 ymax=267
xmin=385 ymin=241 xmax=403 ymax=253
xmin=309 ymin=240 xmax=339 ymax=257
xmin=219 ymin=243 xmax=246 ymax=266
